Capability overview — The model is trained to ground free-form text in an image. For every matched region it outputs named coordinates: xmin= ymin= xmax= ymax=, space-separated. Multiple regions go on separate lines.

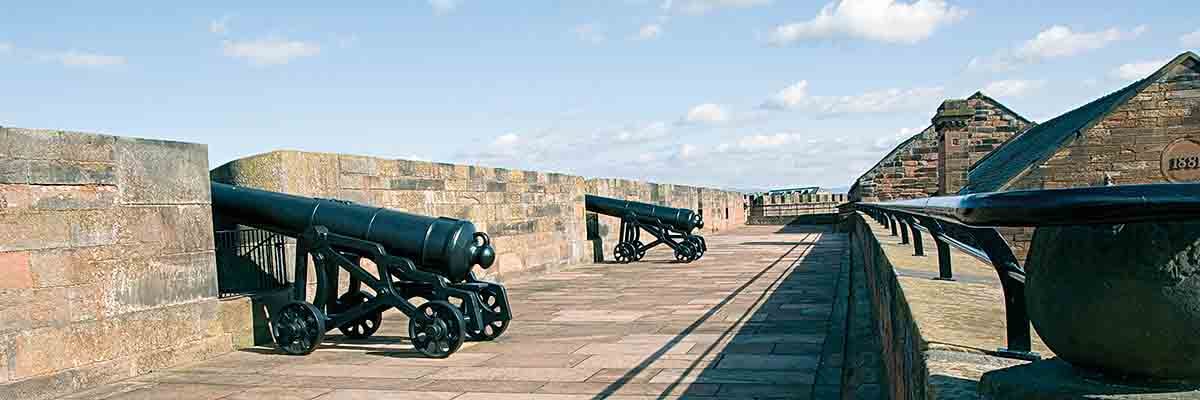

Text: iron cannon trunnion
xmin=210 ymin=182 xmax=512 ymax=358
xmin=584 ymin=194 xmax=707 ymax=264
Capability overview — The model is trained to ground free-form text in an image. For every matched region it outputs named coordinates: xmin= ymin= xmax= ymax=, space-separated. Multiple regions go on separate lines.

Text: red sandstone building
xmin=850 ymin=92 xmax=1031 ymax=202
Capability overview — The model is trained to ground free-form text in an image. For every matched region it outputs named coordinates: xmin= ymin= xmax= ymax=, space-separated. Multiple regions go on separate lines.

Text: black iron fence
xmin=848 ymin=183 xmax=1200 ymax=361
xmin=214 ymin=228 xmax=290 ymax=298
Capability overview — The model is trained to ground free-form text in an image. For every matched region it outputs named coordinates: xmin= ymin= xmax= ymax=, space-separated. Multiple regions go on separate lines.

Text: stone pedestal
xmin=980 ymin=359 xmax=1200 ymax=399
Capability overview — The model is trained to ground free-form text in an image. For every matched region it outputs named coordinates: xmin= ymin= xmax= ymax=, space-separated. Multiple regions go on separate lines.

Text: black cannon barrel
xmin=585 ymin=194 xmax=704 ymax=232
xmin=211 ymin=182 xmax=495 ymax=282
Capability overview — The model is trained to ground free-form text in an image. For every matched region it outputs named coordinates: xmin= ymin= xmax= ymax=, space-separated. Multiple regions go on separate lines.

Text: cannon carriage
xmin=211 ymin=182 xmax=511 ymax=358
xmin=585 ymin=194 xmax=708 ymax=263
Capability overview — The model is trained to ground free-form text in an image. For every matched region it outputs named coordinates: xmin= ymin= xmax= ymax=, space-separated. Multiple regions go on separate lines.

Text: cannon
xmin=210 ymin=182 xmax=511 ymax=358
xmin=585 ymin=194 xmax=707 ymax=263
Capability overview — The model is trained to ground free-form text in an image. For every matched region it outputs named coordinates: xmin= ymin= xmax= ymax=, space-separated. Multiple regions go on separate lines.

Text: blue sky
xmin=2 ymin=1 xmax=1198 ymax=191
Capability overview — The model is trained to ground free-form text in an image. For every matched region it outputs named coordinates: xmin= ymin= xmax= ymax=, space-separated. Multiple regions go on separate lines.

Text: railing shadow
xmin=589 ymin=225 xmax=843 ymax=399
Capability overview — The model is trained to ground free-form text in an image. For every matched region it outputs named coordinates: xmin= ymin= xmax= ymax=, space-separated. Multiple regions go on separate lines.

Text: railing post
xmin=889 ymin=215 xmax=898 ymax=236
xmin=899 ymin=218 xmax=910 ymax=244
xmin=967 ymin=227 xmax=1039 ymax=361
xmin=934 ymin=236 xmax=952 ymax=280
xmin=916 ymin=218 xmax=953 ymax=280
xmin=908 ymin=216 xmax=925 ymax=256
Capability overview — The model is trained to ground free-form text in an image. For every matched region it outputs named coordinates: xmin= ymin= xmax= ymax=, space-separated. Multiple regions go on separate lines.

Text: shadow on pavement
xmin=589 ymin=225 xmax=845 ymax=399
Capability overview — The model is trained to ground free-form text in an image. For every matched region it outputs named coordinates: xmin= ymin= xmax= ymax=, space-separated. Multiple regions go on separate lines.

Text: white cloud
xmin=728 ymin=133 xmax=807 ymax=151
xmin=970 ymin=25 xmax=1145 ymax=72
xmin=1181 ymin=29 xmax=1200 ymax=47
xmin=762 ymin=80 xmax=944 ymax=115
xmin=983 ymin=79 xmax=1047 ymax=98
xmin=663 ymin=0 xmax=772 ymax=15
xmin=682 ymin=103 xmax=730 ymax=124
xmin=494 ymin=133 xmax=520 ymax=147
xmin=965 ymin=55 xmax=1017 ymax=73
xmin=0 ymin=42 xmax=11 ymax=54
xmin=458 ymin=125 xmax=898 ymax=190
xmin=768 ymin=0 xmax=967 ymax=45
xmin=871 ymin=126 xmax=924 ymax=151
xmin=634 ymin=24 xmax=663 ymax=40
xmin=676 ymin=143 xmax=699 ymax=160
xmin=1015 ymin=25 xmax=1145 ymax=61
xmin=222 ymin=37 xmax=321 ymax=66
xmin=429 ymin=0 xmax=459 ymax=15
xmin=1111 ymin=59 xmax=1168 ymax=81
xmin=573 ymin=24 xmax=607 ymax=44
xmin=209 ymin=16 xmax=231 ymax=35
xmin=52 ymin=51 xmax=126 ymax=67
xmin=614 ymin=121 xmax=670 ymax=142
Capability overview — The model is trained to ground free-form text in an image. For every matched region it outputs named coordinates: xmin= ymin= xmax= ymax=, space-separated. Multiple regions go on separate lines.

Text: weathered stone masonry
xmin=850 ymin=92 xmax=1029 ymax=202
xmin=851 ymin=126 xmax=939 ymax=202
xmin=934 ymin=93 xmax=1031 ymax=195
xmin=0 ymin=128 xmax=233 ymax=400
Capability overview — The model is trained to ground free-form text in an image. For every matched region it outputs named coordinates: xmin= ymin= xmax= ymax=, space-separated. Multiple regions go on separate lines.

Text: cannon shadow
xmin=588 ymin=225 xmax=844 ymax=399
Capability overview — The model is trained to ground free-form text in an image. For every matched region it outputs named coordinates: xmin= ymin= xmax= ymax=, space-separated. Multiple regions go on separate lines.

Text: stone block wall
xmin=0 ymin=127 xmax=230 ymax=400
xmin=936 ymin=93 xmax=1031 ymax=195
xmin=852 ymin=126 xmax=939 ymax=202
xmin=211 ymin=150 xmax=592 ymax=281
xmin=846 ymin=212 xmax=927 ymax=399
xmin=1002 ymin=57 xmax=1200 ymax=264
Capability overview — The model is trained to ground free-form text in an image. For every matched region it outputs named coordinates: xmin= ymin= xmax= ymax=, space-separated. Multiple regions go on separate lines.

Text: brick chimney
xmin=933 ymin=99 xmax=974 ymax=195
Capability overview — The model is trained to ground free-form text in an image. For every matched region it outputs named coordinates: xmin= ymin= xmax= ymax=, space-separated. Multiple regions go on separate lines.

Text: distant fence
xmin=747 ymin=202 xmax=845 ymax=225
xmin=749 ymin=202 xmax=843 ymax=217
xmin=214 ymin=228 xmax=290 ymax=298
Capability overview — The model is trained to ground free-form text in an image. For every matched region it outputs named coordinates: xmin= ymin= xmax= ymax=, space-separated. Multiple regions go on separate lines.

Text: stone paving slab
xmin=61 ymin=225 xmax=847 ymax=400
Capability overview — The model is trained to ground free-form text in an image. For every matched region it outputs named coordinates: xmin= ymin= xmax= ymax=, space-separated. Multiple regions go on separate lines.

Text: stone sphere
xmin=1026 ymin=221 xmax=1200 ymax=380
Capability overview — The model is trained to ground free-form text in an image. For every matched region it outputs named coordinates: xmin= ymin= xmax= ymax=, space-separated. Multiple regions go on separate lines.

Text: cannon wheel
xmin=614 ymin=242 xmax=635 ymax=264
xmin=631 ymin=241 xmax=646 ymax=261
xmin=674 ymin=242 xmax=697 ymax=263
xmin=331 ymin=290 xmax=383 ymax=340
xmin=271 ymin=301 xmax=326 ymax=355
xmin=409 ymin=300 xmax=466 ymax=358
xmin=686 ymin=236 xmax=704 ymax=259
xmin=465 ymin=286 xmax=510 ymax=341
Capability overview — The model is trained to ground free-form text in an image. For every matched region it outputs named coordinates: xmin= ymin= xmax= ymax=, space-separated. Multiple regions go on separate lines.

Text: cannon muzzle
xmin=211 ymin=182 xmax=494 ymax=282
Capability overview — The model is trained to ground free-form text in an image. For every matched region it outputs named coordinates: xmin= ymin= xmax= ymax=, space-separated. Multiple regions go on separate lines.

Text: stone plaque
xmin=1162 ymin=138 xmax=1200 ymax=182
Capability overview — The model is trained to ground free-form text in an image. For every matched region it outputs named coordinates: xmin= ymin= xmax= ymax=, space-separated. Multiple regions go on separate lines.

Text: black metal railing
xmin=214 ymin=228 xmax=290 ymax=298
xmin=849 ymin=183 xmax=1200 ymax=361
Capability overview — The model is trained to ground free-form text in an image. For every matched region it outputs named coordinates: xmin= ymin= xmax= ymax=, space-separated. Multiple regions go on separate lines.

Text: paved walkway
xmin=65 ymin=225 xmax=849 ymax=400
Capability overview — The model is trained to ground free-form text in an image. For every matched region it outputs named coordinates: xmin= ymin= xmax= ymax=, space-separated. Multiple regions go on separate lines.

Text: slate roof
xmin=961 ymin=52 xmax=1200 ymax=194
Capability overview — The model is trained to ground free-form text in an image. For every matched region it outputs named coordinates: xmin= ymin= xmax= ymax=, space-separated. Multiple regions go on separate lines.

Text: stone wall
xmin=935 ymin=93 xmax=1031 ymax=195
xmin=583 ymin=178 xmax=746 ymax=260
xmin=0 ymin=127 xmax=230 ymax=400
xmin=852 ymin=126 xmax=939 ymax=202
xmin=211 ymin=150 xmax=592 ymax=281
xmin=1003 ymin=58 xmax=1200 ymax=263
xmin=846 ymin=212 xmax=927 ymax=399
